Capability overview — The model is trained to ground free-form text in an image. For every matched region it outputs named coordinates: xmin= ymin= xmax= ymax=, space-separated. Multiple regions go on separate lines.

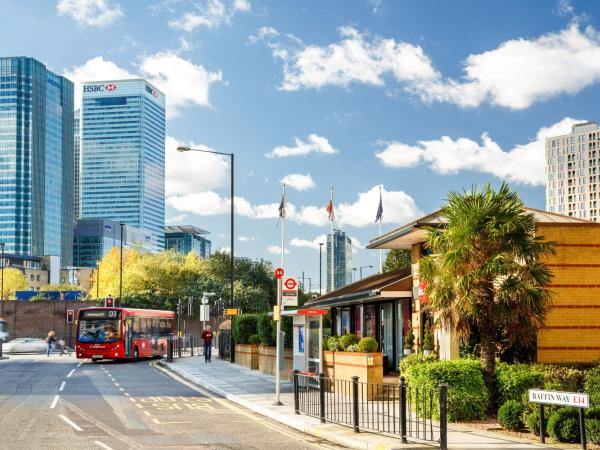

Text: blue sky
xmin=3 ymin=0 xmax=600 ymax=288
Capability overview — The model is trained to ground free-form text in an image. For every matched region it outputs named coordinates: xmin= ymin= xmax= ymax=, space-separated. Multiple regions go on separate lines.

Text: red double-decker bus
xmin=76 ymin=307 xmax=176 ymax=362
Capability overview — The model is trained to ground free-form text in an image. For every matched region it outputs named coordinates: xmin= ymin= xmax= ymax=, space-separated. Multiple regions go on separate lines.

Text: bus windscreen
xmin=78 ymin=310 xmax=122 ymax=343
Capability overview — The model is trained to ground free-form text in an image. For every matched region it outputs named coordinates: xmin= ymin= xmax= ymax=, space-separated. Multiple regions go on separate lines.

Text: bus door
xmin=124 ymin=318 xmax=132 ymax=357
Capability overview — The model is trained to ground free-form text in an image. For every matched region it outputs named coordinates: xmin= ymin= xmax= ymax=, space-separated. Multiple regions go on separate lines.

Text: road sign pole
xmin=273 ymin=276 xmax=283 ymax=406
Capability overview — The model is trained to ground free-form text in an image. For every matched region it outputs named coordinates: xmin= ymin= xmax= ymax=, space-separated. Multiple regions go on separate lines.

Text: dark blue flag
xmin=375 ymin=189 xmax=383 ymax=223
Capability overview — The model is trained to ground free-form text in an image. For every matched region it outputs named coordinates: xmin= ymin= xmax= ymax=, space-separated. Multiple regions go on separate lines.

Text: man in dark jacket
xmin=201 ymin=326 xmax=213 ymax=363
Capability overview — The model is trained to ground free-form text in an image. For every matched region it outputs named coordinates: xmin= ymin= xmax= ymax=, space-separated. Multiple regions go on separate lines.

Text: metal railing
xmin=166 ymin=335 xmax=203 ymax=361
xmin=293 ymin=372 xmax=447 ymax=449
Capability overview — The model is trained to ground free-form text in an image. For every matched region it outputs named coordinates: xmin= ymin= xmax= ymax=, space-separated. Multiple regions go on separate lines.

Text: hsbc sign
xmin=84 ymin=83 xmax=117 ymax=93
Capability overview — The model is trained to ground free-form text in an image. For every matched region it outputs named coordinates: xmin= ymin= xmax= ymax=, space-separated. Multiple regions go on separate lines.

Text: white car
xmin=0 ymin=319 xmax=8 ymax=342
xmin=2 ymin=338 xmax=48 ymax=354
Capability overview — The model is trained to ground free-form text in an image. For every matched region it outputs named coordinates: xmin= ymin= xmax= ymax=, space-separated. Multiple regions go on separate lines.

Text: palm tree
xmin=419 ymin=182 xmax=554 ymax=413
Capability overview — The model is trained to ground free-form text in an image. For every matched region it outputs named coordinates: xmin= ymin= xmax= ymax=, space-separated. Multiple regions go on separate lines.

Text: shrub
xmin=399 ymin=352 xmax=438 ymax=375
xmin=497 ymin=400 xmax=524 ymax=431
xmin=269 ymin=315 xmax=293 ymax=348
xmin=232 ymin=314 xmax=259 ymax=345
xmin=326 ymin=336 xmax=340 ymax=352
xmin=587 ymin=418 xmax=600 ymax=445
xmin=248 ymin=334 xmax=261 ymax=345
xmin=423 ymin=327 xmax=434 ymax=351
xmin=404 ymin=358 xmax=487 ymax=422
xmin=539 ymin=365 xmax=585 ymax=392
xmin=404 ymin=324 xmax=415 ymax=350
xmin=585 ymin=366 xmax=600 ymax=405
xmin=495 ymin=363 xmax=543 ymax=405
xmin=523 ymin=407 xmax=543 ymax=436
xmin=339 ymin=334 xmax=359 ymax=351
xmin=547 ymin=407 xmax=579 ymax=443
xmin=346 ymin=344 xmax=359 ymax=352
xmin=257 ymin=314 xmax=275 ymax=346
xmin=357 ymin=337 xmax=378 ymax=353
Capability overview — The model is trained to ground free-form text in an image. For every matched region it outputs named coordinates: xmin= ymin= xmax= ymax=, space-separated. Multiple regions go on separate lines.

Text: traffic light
xmin=66 ymin=309 xmax=74 ymax=323
xmin=105 ymin=296 xmax=114 ymax=307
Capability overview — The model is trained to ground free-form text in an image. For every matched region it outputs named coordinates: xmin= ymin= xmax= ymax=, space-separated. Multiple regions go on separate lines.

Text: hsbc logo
xmin=84 ymin=83 xmax=118 ymax=93
xmin=145 ymin=84 xmax=159 ymax=98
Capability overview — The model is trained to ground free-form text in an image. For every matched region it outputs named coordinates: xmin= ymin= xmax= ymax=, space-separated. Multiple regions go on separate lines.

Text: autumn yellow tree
xmin=1 ymin=268 xmax=28 ymax=299
xmin=89 ymin=247 xmax=143 ymax=299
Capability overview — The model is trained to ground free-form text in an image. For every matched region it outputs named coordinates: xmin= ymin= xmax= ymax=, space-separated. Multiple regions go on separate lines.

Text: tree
xmin=419 ymin=183 xmax=554 ymax=413
xmin=1 ymin=268 xmax=28 ymax=299
xmin=40 ymin=284 xmax=80 ymax=292
xmin=383 ymin=249 xmax=411 ymax=272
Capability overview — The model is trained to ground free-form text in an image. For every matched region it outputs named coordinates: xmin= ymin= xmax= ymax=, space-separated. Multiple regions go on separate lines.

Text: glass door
xmin=380 ymin=303 xmax=394 ymax=371
xmin=124 ymin=318 xmax=132 ymax=357
xmin=307 ymin=317 xmax=321 ymax=373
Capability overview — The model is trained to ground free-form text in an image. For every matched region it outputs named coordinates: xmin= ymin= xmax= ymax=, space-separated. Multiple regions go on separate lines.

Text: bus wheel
xmin=92 ymin=358 xmax=100 ymax=363
xmin=133 ymin=347 xmax=139 ymax=362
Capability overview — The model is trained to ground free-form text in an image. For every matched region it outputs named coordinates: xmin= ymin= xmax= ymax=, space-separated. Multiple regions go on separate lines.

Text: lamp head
xmin=176 ymin=145 xmax=191 ymax=152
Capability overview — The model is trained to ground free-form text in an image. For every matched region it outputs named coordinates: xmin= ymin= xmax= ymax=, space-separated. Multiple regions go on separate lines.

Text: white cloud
xmin=166 ymin=213 xmax=188 ymax=223
xmin=239 ymin=236 xmax=257 ymax=242
xmin=165 ymin=136 xmax=229 ymax=196
xmin=167 ymin=192 xmax=283 ymax=219
xmin=266 ymin=134 xmax=338 ymax=158
xmin=267 ymin=245 xmax=290 ymax=255
xmin=290 ymin=234 xmax=327 ymax=250
xmin=258 ymin=23 xmax=600 ymax=110
xmin=280 ymin=173 xmax=315 ymax=191
xmin=64 ymin=53 xmax=222 ymax=117
xmin=349 ymin=236 xmax=365 ymax=253
xmin=169 ymin=0 xmax=251 ymax=32
xmin=375 ymin=117 xmax=579 ymax=186
xmin=57 ymin=0 xmax=123 ymax=27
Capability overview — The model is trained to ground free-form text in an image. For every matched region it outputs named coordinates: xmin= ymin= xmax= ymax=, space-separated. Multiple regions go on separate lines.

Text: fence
xmin=293 ymin=372 xmax=447 ymax=450
xmin=166 ymin=335 xmax=203 ymax=361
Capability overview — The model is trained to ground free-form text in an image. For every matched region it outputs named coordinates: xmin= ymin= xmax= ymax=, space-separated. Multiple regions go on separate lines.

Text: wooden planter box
xmin=331 ymin=352 xmax=384 ymax=400
xmin=258 ymin=345 xmax=293 ymax=380
xmin=323 ymin=350 xmax=335 ymax=380
xmin=235 ymin=344 xmax=259 ymax=370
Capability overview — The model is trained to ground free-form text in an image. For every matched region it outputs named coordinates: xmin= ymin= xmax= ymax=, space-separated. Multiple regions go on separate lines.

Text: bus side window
xmin=132 ymin=317 xmax=140 ymax=338
xmin=152 ymin=318 xmax=159 ymax=337
xmin=141 ymin=318 xmax=148 ymax=338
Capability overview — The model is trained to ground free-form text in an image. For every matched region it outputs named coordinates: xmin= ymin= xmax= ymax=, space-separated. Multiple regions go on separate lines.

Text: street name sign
xmin=224 ymin=308 xmax=240 ymax=316
xmin=282 ymin=277 xmax=298 ymax=306
xmin=528 ymin=389 xmax=589 ymax=408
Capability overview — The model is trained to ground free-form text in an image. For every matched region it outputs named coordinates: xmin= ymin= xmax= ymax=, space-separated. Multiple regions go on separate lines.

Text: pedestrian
xmin=201 ymin=325 xmax=213 ymax=363
xmin=46 ymin=331 xmax=56 ymax=357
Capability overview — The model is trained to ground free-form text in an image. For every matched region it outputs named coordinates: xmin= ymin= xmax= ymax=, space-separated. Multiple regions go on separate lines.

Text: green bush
xmin=346 ymin=344 xmax=359 ymax=352
xmin=523 ymin=407 xmax=543 ymax=436
xmin=339 ymin=334 xmax=359 ymax=351
xmin=326 ymin=336 xmax=340 ymax=351
xmin=269 ymin=315 xmax=293 ymax=349
xmin=232 ymin=314 xmax=259 ymax=345
xmin=539 ymin=365 xmax=585 ymax=392
xmin=495 ymin=363 xmax=543 ymax=405
xmin=257 ymin=314 xmax=275 ymax=346
xmin=357 ymin=337 xmax=378 ymax=353
xmin=547 ymin=407 xmax=579 ymax=443
xmin=399 ymin=352 xmax=437 ymax=375
xmin=404 ymin=358 xmax=487 ymax=422
xmin=585 ymin=366 xmax=600 ymax=405
xmin=248 ymin=334 xmax=261 ymax=345
xmin=423 ymin=327 xmax=434 ymax=351
xmin=404 ymin=325 xmax=415 ymax=349
xmin=587 ymin=418 xmax=600 ymax=445
xmin=497 ymin=400 xmax=524 ymax=430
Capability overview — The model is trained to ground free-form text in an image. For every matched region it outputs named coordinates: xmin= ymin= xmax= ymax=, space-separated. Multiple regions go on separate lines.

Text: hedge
xmin=403 ymin=358 xmax=487 ymax=422
xmin=498 ymin=400 xmax=524 ymax=431
xmin=585 ymin=366 xmax=600 ymax=405
xmin=548 ymin=407 xmax=580 ymax=443
xmin=495 ymin=363 xmax=543 ymax=406
xmin=339 ymin=334 xmax=359 ymax=351
xmin=257 ymin=314 xmax=275 ymax=346
xmin=232 ymin=314 xmax=259 ymax=344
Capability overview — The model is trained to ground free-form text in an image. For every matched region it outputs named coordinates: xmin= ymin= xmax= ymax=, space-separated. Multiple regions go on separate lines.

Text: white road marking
xmin=59 ymin=381 xmax=66 ymax=392
xmin=67 ymin=369 xmax=76 ymax=378
xmin=119 ymin=388 xmax=124 ymax=392
xmin=151 ymin=418 xmax=191 ymax=425
xmin=77 ymin=362 xmax=83 ymax=367
xmin=50 ymin=395 xmax=60 ymax=409
xmin=94 ymin=441 xmax=113 ymax=450
xmin=143 ymin=411 xmax=151 ymax=417
xmin=59 ymin=414 xmax=83 ymax=432
xmin=124 ymin=393 xmax=130 ymax=397
xmin=114 ymin=382 xmax=120 ymax=387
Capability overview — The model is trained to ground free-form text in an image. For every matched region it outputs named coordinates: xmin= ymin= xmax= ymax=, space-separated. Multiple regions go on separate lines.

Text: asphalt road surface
xmin=0 ymin=354 xmax=345 ymax=450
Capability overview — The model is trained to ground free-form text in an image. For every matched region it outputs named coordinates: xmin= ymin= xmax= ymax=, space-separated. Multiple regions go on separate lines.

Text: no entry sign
xmin=282 ymin=277 xmax=298 ymax=306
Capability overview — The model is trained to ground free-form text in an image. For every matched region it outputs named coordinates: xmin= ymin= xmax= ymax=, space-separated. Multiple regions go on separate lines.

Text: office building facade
xmin=165 ymin=225 xmax=211 ymax=258
xmin=326 ymin=229 xmax=352 ymax=292
xmin=74 ymin=109 xmax=81 ymax=219
xmin=546 ymin=121 xmax=600 ymax=221
xmin=0 ymin=57 xmax=74 ymax=264
xmin=73 ymin=218 xmax=153 ymax=267
xmin=81 ymin=79 xmax=165 ymax=251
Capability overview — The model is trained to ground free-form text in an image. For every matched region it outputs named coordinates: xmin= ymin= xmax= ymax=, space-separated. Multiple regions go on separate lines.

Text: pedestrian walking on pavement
xmin=201 ymin=326 xmax=213 ymax=363
xmin=45 ymin=331 xmax=56 ymax=357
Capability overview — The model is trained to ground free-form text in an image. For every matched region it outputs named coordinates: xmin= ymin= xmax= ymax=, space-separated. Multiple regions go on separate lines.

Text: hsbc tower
xmin=80 ymin=79 xmax=165 ymax=251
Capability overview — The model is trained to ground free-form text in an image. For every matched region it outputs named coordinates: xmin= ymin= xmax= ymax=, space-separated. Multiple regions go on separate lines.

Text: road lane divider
xmin=77 ymin=362 xmax=83 ymax=367
xmin=59 ymin=381 xmax=66 ymax=392
xmin=59 ymin=414 xmax=83 ymax=432
xmin=94 ymin=441 xmax=113 ymax=450
xmin=50 ymin=395 xmax=60 ymax=409
xmin=67 ymin=369 xmax=76 ymax=378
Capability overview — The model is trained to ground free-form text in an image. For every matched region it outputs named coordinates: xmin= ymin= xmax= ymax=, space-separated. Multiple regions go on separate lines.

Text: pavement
xmin=160 ymin=356 xmax=559 ymax=450
xmin=0 ymin=353 xmax=345 ymax=449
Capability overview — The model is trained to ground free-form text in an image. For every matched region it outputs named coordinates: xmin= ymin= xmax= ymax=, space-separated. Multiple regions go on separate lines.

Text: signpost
xmin=224 ymin=308 xmax=240 ymax=316
xmin=282 ymin=277 xmax=298 ymax=307
xmin=274 ymin=268 xmax=284 ymax=406
xmin=529 ymin=389 xmax=589 ymax=448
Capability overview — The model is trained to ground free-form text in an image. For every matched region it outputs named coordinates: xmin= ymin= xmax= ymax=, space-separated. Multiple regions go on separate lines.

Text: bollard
xmin=0 ymin=339 xmax=3 ymax=359
xmin=167 ymin=338 xmax=173 ymax=362
xmin=580 ymin=407 xmax=587 ymax=450
xmin=400 ymin=376 xmax=408 ymax=444
xmin=319 ymin=373 xmax=326 ymax=423
xmin=352 ymin=376 xmax=360 ymax=433
xmin=439 ymin=384 xmax=448 ymax=450
xmin=293 ymin=370 xmax=300 ymax=414
xmin=190 ymin=335 xmax=194 ymax=357
xmin=540 ymin=403 xmax=545 ymax=444
xmin=177 ymin=336 xmax=182 ymax=358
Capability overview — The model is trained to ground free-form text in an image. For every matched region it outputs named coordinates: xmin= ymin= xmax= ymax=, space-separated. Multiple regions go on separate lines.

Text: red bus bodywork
xmin=76 ymin=307 xmax=176 ymax=361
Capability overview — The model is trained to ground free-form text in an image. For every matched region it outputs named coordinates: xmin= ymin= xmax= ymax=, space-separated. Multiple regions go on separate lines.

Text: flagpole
xmin=379 ymin=185 xmax=383 ymax=273
xmin=281 ymin=184 xmax=285 ymax=269
xmin=274 ymin=183 xmax=285 ymax=406
xmin=330 ymin=186 xmax=334 ymax=293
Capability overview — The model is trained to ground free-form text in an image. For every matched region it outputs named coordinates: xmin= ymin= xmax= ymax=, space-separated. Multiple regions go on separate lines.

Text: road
xmin=0 ymin=354 xmax=345 ymax=449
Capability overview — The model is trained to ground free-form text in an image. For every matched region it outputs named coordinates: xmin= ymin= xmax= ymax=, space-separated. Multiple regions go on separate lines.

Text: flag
xmin=279 ymin=191 xmax=286 ymax=219
xmin=326 ymin=199 xmax=334 ymax=221
xmin=375 ymin=188 xmax=383 ymax=223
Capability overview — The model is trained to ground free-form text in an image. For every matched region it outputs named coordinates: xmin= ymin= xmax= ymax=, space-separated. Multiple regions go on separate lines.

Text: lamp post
xmin=119 ymin=223 xmax=125 ymax=307
xmin=352 ymin=267 xmax=357 ymax=283
xmin=319 ymin=243 xmax=323 ymax=295
xmin=96 ymin=261 xmax=100 ymax=300
xmin=0 ymin=242 xmax=4 ymax=316
xmin=360 ymin=265 xmax=374 ymax=280
xmin=177 ymin=145 xmax=235 ymax=361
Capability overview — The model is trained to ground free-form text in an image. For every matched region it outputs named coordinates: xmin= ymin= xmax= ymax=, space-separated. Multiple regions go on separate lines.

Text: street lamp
xmin=352 ymin=267 xmax=357 ymax=283
xmin=318 ymin=243 xmax=323 ymax=295
xmin=0 ymin=242 xmax=4 ymax=316
xmin=119 ymin=223 xmax=125 ymax=307
xmin=96 ymin=261 xmax=100 ymax=300
xmin=177 ymin=145 xmax=235 ymax=362
xmin=360 ymin=265 xmax=374 ymax=280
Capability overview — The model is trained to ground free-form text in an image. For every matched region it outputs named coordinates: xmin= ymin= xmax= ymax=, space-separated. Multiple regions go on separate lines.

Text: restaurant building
xmin=307 ymin=207 xmax=600 ymax=369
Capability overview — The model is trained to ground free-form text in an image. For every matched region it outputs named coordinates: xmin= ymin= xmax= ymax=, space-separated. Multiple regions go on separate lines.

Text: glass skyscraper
xmin=327 ymin=229 xmax=353 ymax=291
xmin=74 ymin=109 xmax=81 ymax=219
xmin=0 ymin=57 xmax=74 ymax=264
xmin=165 ymin=225 xmax=212 ymax=258
xmin=81 ymin=79 xmax=165 ymax=251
